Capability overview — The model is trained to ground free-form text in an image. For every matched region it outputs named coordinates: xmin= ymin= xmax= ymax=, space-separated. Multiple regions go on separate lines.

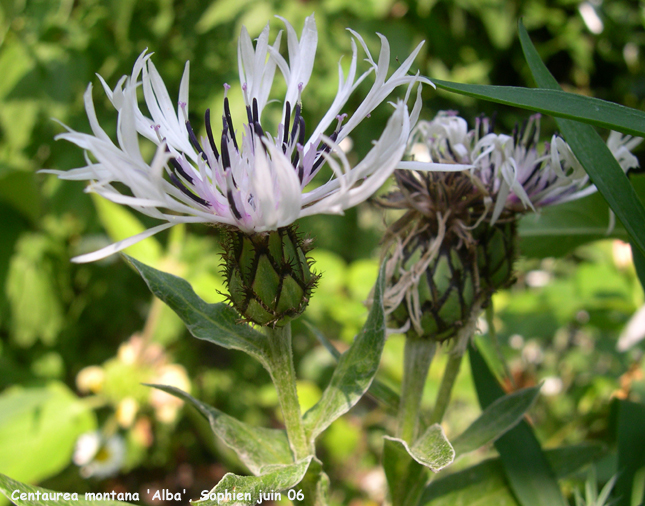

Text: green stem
xmin=264 ymin=323 xmax=310 ymax=460
xmin=397 ymin=336 xmax=437 ymax=444
xmin=429 ymin=351 xmax=463 ymax=425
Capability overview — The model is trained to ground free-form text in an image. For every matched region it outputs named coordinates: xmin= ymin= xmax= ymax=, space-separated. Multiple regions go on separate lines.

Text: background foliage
xmin=0 ymin=0 xmax=643 ymax=504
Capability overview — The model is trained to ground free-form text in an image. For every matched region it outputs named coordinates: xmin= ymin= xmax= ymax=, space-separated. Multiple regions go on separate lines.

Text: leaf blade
xmin=452 ymin=386 xmax=541 ymax=457
xmin=147 ymin=384 xmax=292 ymax=474
xmin=126 ymin=256 xmax=270 ymax=366
xmin=303 ymin=265 xmax=387 ymax=440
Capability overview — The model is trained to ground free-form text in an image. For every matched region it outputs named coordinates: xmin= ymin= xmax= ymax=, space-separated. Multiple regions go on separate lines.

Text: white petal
xmin=71 ymin=222 xmax=175 ymax=263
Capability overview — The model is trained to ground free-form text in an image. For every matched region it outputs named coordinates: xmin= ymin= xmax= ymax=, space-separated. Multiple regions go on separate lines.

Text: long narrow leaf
xmin=516 ymin=21 xmax=645 ymax=257
xmin=431 ymin=80 xmax=645 ymax=138
xmin=470 ymin=345 xmax=567 ymax=506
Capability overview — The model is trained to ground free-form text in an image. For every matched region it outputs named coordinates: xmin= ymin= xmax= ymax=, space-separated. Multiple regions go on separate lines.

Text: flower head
xmin=45 ymin=14 xmax=427 ymax=263
xmin=407 ymin=111 xmax=641 ymax=224
xmin=73 ymin=431 xmax=126 ymax=479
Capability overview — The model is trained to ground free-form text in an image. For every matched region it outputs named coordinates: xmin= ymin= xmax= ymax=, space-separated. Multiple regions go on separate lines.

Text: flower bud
xmin=222 ymin=226 xmax=319 ymax=326
xmin=389 ymin=237 xmax=478 ymax=342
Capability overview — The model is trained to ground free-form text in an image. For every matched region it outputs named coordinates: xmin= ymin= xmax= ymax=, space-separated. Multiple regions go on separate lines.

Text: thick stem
xmin=397 ymin=336 xmax=437 ymax=444
xmin=429 ymin=351 xmax=463 ymax=425
xmin=264 ymin=324 xmax=310 ymax=460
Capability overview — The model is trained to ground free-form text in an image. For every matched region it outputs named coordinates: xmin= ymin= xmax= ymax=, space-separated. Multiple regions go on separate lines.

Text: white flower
xmin=44 ymin=14 xmax=429 ymax=263
xmin=407 ymin=111 xmax=642 ymax=223
xmin=73 ymin=431 xmax=126 ymax=479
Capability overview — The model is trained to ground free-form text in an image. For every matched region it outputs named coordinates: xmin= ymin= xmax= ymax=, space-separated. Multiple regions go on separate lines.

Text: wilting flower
xmin=73 ymin=431 xmax=126 ymax=479
xmin=406 ymin=111 xmax=642 ymax=223
xmin=381 ymin=111 xmax=641 ymax=343
xmin=44 ymin=14 xmax=427 ymax=263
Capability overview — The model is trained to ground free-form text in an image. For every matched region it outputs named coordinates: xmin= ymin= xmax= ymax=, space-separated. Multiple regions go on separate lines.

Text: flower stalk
xmin=397 ymin=336 xmax=436 ymax=444
xmin=264 ymin=324 xmax=310 ymax=460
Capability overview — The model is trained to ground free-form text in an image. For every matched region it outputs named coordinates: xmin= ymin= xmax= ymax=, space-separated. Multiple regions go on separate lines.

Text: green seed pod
xmin=389 ymin=237 xmax=478 ymax=342
xmin=474 ymin=220 xmax=517 ymax=293
xmin=222 ymin=226 xmax=319 ymax=326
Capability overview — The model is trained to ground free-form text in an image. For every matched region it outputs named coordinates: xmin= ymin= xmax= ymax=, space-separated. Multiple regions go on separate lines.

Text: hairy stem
xmin=397 ymin=336 xmax=437 ymax=444
xmin=265 ymin=324 xmax=310 ymax=460
xmin=429 ymin=351 xmax=463 ymax=425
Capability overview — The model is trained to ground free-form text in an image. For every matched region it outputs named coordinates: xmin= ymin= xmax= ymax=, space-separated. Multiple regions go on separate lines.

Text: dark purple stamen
xmin=223 ymin=97 xmax=238 ymax=151
xmin=252 ymin=98 xmax=259 ymax=124
xmin=283 ymin=102 xmax=292 ymax=152
xmin=186 ymin=120 xmax=206 ymax=160
xmin=221 ymin=128 xmax=231 ymax=170
xmin=227 ymin=190 xmax=243 ymax=219
xmin=170 ymin=173 xmax=210 ymax=207
xmin=290 ymin=104 xmax=301 ymax=145
xmin=170 ymin=158 xmax=194 ymax=184
xmin=204 ymin=109 xmax=219 ymax=160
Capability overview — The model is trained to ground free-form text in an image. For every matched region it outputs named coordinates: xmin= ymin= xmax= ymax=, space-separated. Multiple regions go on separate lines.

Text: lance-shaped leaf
xmin=0 ymin=473 xmax=136 ymax=506
xmin=516 ymin=21 xmax=645 ymax=257
xmin=451 ymin=386 xmax=541 ymax=457
xmin=126 ymin=256 xmax=270 ymax=367
xmin=305 ymin=321 xmax=401 ymax=415
xmin=420 ymin=443 xmax=606 ymax=506
xmin=385 ymin=424 xmax=455 ymax=473
xmin=192 ymin=458 xmax=312 ymax=506
xmin=430 ymin=80 xmax=645 ymax=138
xmin=303 ymin=264 xmax=387 ymax=441
xmin=470 ymin=345 xmax=567 ymax=506
xmin=147 ymin=384 xmax=292 ymax=474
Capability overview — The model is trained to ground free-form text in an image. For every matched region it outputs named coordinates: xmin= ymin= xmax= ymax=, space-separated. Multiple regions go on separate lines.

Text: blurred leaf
xmin=92 ymin=195 xmax=163 ymax=267
xmin=6 ymin=233 xmax=65 ymax=347
xmin=517 ymin=177 xmax=645 ymax=258
xmin=0 ymin=167 xmax=40 ymax=223
xmin=430 ymin=79 xmax=645 ymax=138
xmin=614 ymin=400 xmax=645 ymax=506
xmin=0 ymin=383 xmax=96 ymax=484
xmin=452 ymin=386 xmax=541 ymax=457
xmin=148 ymin=384 xmax=292 ymax=474
xmin=192 ymin=457 xmax=312 ymax=506
xmin=0 ymin=472 xmax=135 ymax=505
xmin=420 ymin=443 xmax=606 ymax=506
xmin=383 ymin=437 xmax=428 ymax=506
xmin=385 ymin=425 xmax=454 ymax=472
xmin=630 ymin=242 xmax=645 ymax=294
xmin=470 ymin=345 xmax=567 ymax=506
xmin=195 ymin=0 xmax=255 ymax=33
xmin=303 ymin=264 xmax=386 ymax=441
xmin=517 ymin=21 xmax=645 ymax=258
xmin=126 ymin=256 xmax=271 ymax=367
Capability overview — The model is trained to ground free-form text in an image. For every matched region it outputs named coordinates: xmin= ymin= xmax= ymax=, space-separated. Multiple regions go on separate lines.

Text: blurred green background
xmin=0 ymin=0 xmax=644 ymax=504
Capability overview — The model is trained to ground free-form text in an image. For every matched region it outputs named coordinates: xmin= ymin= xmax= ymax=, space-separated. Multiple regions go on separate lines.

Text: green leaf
xmin=470 ymin=345 xmax=567 ymax=506
xmin=303 ymin=264 xmax=387 ymax=441
xmin=420 ymin=443 xmax=606 ymax=506
xmin=383 ymin=437 xmax=428 ymax=506
xmin=305 ymin=322 xmax=401 ymax=415
xmin=452 ymin=386 xmax=541 ymax=457
xmin=516 ymin=21 xmax=645 ymax=258
xmin=615 ymin=400 xmax=645 ymax=506
xmin=0 ymin=473 xmax=136 ymax=505
xmin=147 ymin=384 xmax=292 ymax=474
xmin=385 ymin=425 xmax=455 ymax=472
xmin=296 ymin=457 xmax=330 ymax=506
xmin=630 ymin=242 xmax=645 ymax=294
xmin=430 ymin=80 xmax=645 ymax=138
xmin=0 ymin=383 xmax=95 ymax=484
xmin=517 ymin=178 xmax=645 ymax=258
xmin=192 ymin=458 xmax=312 ymax=506
xmin=126 ymin=256 xmax=270 ymax=367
